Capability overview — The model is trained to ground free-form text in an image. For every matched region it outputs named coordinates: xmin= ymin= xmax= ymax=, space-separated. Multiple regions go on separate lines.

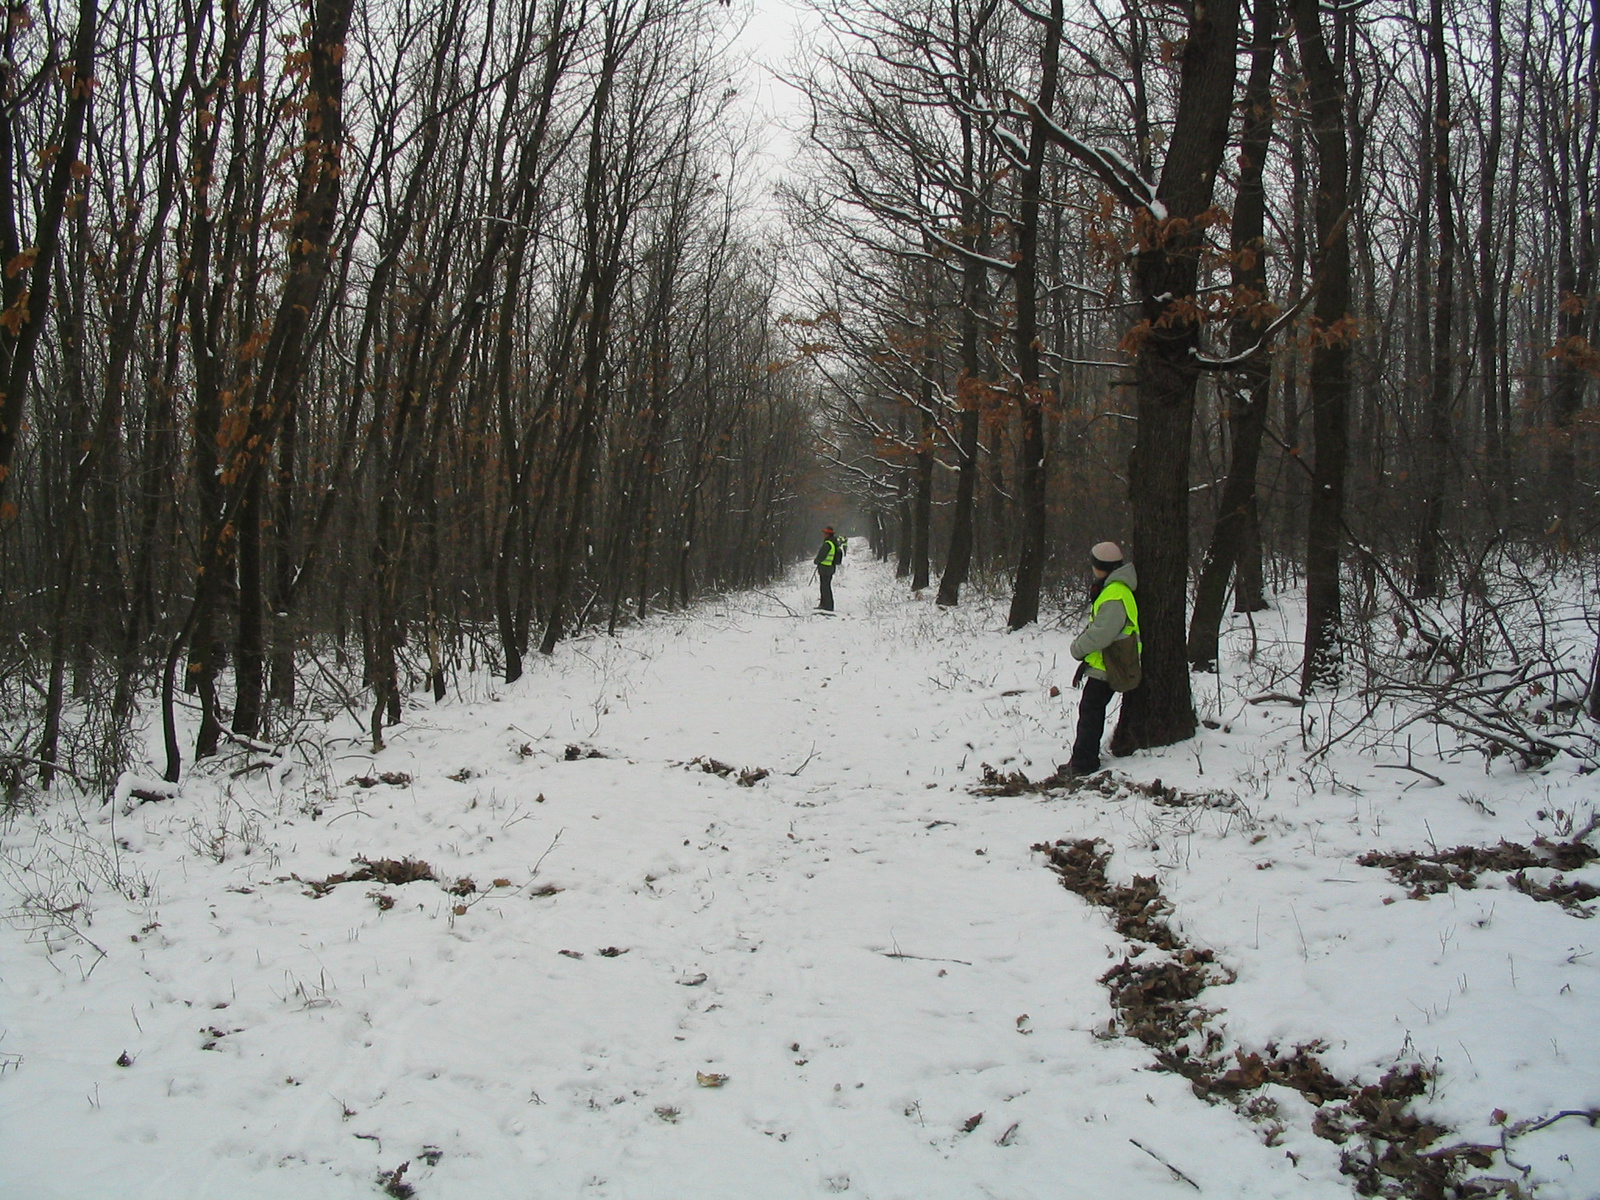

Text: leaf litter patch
xmin=680 ymin=756 xmax=770 ymax=786
xmin=1035 ymin=836 xmax=1514 ymax=1198
xmin=291 ymin=856 xmax=438 ymax=898
xmin=347 ymin=772 xmax=412 ymax=788
xmin=976 ymin=764 xmax=1243 ymax=812
xmin=1359 ymin=818 xmax=1598 ymax=916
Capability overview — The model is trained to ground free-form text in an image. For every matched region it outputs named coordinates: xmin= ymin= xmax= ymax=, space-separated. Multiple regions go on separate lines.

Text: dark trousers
xmin=1070 ymin=677 xmax=1114 ymax=770
xmin=817 ymin=567 xmax=834 ymax=611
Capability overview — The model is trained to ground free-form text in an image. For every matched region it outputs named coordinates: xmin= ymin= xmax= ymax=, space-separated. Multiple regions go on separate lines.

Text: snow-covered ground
xmin=2 ymin=559 xmax=1597 ymax=1199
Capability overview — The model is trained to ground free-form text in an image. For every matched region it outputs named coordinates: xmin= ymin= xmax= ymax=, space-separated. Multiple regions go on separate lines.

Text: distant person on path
xmin=814 ymin=526 xmax=841 ymax=611
xmin=1066 ymin=541 xmax=1140 ymax=775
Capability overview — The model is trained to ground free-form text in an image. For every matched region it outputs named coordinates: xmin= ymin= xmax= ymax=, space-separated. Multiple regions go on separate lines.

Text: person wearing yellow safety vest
xmin=814 ymin=526 xmax=841 ymax=611
xmin=1066 ymin=541 xmax=1139 ymax=775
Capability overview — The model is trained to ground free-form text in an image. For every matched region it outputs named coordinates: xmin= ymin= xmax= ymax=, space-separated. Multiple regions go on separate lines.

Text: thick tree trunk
xmin=1109 ymin=0 xmax=1241 ymax=752
xmin=1234 ymin=502 xmax=1265 ymax=611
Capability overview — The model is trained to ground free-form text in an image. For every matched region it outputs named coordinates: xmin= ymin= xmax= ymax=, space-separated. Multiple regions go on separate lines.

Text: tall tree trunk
xmin=936 ymin=7 xmax=993 ymax=609
xmin=36 ymin=215 xmax=92 ymax=787
xmin=1234 ymin=504 xmax=1265 ymax=610
xmin=985 ymin=416 xmax=1007 ymax=570
xmin=269 ymin=393 xmax=297 ymax=708
xmin=1281 ymin=106 xmax=1308 ymax=556
xmin=1292 ymin=0 xmax=1352 ymax=691
xmin=233 ymin=467 xmax=266 ymax=736
xmin=895 ymin=412 xmax=913 ymax=577
xmin=1006 ymin=0 xmax=1062 ymax=631
xmin=1110 ymin=0 xmax=1242 ymax=751
xmin=0 ymin=0 xmax=97 ymax=512
xmin=938 ymin=398 xmax=980 ymax=606
xmin=1414 ymin=0 xmax=1456 ymax=598
xmin=1548 ymin=0 xmax=1598 ymax=523
xmin=1477 ymin=0 xmax=1507 ymax=505
xmin=911 ymin=396 xmax=933 ymax=592
xmin=1187 ymin=0 xmax=1280 ymax=671
xmin=937 ymin=199 xmax=989 ymax=609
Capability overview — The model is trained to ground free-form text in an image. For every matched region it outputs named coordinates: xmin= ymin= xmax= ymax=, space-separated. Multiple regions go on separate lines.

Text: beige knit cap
xmin=1091 ymin=541 xmax=1123 ymax=564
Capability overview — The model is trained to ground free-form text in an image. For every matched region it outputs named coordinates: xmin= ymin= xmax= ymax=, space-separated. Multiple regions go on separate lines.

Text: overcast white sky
xmin=721 ymin=0 xmax=818 ymax=216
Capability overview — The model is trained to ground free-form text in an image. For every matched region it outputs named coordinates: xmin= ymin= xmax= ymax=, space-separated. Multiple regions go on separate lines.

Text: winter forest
xmin=3 ymin=0 xmax=1600 ymax=1194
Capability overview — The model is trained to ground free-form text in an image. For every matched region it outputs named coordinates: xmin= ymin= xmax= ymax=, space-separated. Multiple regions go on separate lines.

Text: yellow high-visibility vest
xmin=1084 ymin=580 xmax=1139 ymax=672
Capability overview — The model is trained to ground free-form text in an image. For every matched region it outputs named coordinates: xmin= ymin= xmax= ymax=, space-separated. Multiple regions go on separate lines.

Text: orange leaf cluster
xmin=1118 ymin=320 xmax=1153 ymax=356
xmin=1546 ymin=335 xmax=1600 ymax=377
xmin=0 ymin=291 xmax=31 ymax=336
xmin=1301 ymin=315 xmax=1361 ymax=348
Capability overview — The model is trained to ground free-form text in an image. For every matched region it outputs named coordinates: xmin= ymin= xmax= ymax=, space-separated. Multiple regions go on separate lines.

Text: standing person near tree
xmin=1066 ymin=542 xmax=1141 ymax=775
xmin=814 ymin=526 xmax=842 ymax=611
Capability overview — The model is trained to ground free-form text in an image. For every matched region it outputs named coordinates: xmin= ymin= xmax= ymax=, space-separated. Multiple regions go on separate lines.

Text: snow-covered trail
xmin=2 ymin=560 xmax=1596 ymax=1198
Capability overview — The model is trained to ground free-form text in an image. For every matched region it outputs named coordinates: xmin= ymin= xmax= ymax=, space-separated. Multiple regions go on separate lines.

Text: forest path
xmin=1 ymin=561 xmax=1354 ymax=1198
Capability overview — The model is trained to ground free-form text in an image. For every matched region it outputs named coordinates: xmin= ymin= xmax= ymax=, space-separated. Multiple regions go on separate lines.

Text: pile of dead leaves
xmin=294 ymin=856 xmax=437 ymax=898
xmin=1507 ymin=870 xmax=1599 ymax=911
xmin=981 ymin=768 xmax=1242 ymax=813
xmin=1103 ymin=952 xmax=1221 ymax=1048
xmin=1033 ymin=838 xmax=1181 ymax=947
xmin=975 ymin=763 xmax=1080 ymax=795
xmin=1361 ymin=828 xmax=1598 ymax=914
xmin=1034 ymin=837 xmax=1513 ymax=1198
xmin=1314 ymin=1066 xmax=1498 ymax=1198
xmin=1036 ymin=839 xmax=1224 ymax=1046
xmin=684 ymin=756 xmax=770 ymax=787
xmin=347 ymin=772 xmax=412 ymax=788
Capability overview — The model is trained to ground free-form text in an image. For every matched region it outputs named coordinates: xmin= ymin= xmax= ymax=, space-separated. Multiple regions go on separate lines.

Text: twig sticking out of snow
xmin=523 ymin=829 xmax=565 ymax=884
xmin=1376 ymin=762 xmax=1446 ymax=787
xmin=1129 ymin=1139 xmax=1199 ymax=1189
xmin=879 ymin=949 xmax=973 ymax=966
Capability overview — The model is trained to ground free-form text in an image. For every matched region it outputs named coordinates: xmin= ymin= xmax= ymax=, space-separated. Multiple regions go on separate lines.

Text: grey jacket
xmin=1070 ymin=562 xmax=1138 ymax=680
